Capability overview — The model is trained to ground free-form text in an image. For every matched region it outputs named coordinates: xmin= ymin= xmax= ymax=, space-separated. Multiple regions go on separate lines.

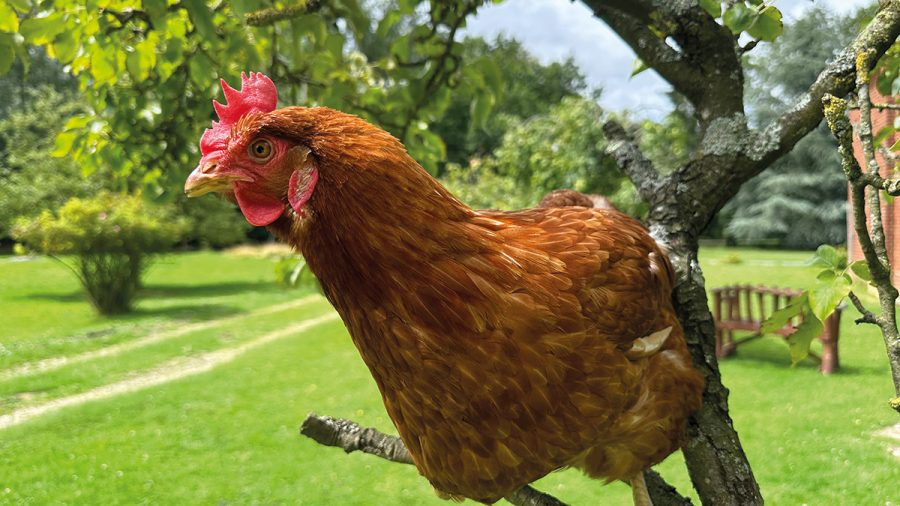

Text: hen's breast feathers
xmin=324 ymin=205 xmax=703 ymax=502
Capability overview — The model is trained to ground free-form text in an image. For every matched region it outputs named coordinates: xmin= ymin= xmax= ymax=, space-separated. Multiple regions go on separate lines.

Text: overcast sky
xmin=465 ymin=0 xmax=877 ymax=118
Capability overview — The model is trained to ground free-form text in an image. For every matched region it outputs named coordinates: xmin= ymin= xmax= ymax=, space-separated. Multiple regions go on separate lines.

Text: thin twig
xmin=824 ymin=53 xmax=900 ymax=405
xmin=602 ymin=119 xmax=664 ymax=203
xmin=244 ymin=1 xmax=322 ymax=26
xmin=299 ymin=413 xmax=568 ymax=506
xmin=847 ymin=291 xmax=880 ymax=325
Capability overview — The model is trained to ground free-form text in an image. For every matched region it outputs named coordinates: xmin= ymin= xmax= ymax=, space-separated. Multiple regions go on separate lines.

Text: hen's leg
xmin=629 ymin=472 xmax=653 ymax=506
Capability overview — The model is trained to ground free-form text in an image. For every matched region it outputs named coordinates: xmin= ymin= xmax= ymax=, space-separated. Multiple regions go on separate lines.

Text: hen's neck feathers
xmin=267 ymin=111 xmax=493 ymax=310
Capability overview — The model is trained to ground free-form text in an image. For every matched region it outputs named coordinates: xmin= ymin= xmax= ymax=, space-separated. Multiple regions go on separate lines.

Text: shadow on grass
xmin=22 ymin=281 xmax=279 ymax=303
xmin=19 ymin=280 xmax=273 ymax=325
xmin=140 ymin=281 xmax=278 ymax=298
xmin=719 ymin=338 xmax=885 ymax=376
xmin=112 ymin=303 xmax=243 ymax=322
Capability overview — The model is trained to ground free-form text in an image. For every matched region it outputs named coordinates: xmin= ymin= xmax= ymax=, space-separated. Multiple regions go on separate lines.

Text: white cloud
xmin=465 ymin=0 xmax=877 ymax=119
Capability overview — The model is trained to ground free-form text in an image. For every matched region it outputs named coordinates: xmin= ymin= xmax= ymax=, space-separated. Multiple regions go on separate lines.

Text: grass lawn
xmin=0 ymin=247 xmax=898 ymax=505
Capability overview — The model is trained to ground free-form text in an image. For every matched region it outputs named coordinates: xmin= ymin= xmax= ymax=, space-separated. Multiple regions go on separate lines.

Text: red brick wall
xmin=847 ymin=80 xmax=900 ymax=285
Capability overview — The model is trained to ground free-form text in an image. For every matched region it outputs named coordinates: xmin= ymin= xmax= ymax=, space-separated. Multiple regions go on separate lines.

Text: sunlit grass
xmin=0 ymin=252 xmax=300 ymax=368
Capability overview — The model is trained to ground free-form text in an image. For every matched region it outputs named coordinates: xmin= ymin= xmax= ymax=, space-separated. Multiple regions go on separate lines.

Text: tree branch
xmin=823 ymin=56 xmax=900 ymax=406
xmin=244 ymin=1 xmax=322 ymax=26
xmin=823 ymin=93 xmax=892 ymax=283
xmin=602 ymin=119 xmax=664 ymax=203
xmin=644 ymin=469 xmax=693 ymax=506
xmin=299 ymin=413 xmax=693 ymax=505
xmin=299 ymin=413 xmax=568 ymax=506
xmin=847 ymin=291 xmax=880 ymax=325
xmin=584 ymin=1 xmax=744 ymax=124
xmin=756 ymin=2 xmax=900 ymax=175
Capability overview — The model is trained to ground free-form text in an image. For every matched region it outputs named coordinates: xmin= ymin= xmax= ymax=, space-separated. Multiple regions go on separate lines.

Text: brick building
xmin=847 ymin=81 xmax=900 ymax=285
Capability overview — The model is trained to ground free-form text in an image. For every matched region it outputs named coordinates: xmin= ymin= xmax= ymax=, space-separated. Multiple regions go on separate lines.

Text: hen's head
xmin=186 ymin=72 xmax=400 ymax=228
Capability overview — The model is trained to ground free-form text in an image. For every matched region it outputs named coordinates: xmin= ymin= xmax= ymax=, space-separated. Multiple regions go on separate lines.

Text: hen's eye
xmin=248 ymin=139 xmax=273 ymax=162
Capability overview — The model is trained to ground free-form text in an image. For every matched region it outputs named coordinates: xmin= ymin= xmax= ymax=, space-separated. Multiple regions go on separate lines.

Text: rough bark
xmin=596 ymin=2 xmax=900 ymax=504
xmin=823 ymin=58 xmax=900 ymax=407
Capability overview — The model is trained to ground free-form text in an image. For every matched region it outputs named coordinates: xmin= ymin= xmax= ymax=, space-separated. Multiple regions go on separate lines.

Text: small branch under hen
xmin=299 ymin=413 xmax=568 ymax=506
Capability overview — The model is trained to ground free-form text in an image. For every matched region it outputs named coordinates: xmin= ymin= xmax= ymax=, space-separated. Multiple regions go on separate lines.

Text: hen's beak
xmin=184 ymin=159 xmax=252 ymax=197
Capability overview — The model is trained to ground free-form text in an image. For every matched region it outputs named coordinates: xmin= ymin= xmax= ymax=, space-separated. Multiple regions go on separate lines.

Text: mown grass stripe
xmin=0 ymin=311 xmax=339 ymax=430
xmin=1 ymin=295 xmax=323 ymax=381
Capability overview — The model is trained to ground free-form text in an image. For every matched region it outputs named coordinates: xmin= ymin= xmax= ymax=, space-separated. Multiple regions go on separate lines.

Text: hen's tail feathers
xmin=625 ymin=326 xmax=673 ymax=360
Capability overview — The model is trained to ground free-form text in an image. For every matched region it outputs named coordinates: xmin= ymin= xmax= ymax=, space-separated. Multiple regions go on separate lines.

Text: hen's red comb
xmin=200 ymin=72 xmax=278 ymax=156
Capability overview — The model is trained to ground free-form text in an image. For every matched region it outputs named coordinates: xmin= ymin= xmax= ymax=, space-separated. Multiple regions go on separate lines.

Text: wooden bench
xmin=711 ymin=285 xmax=842 ymax=374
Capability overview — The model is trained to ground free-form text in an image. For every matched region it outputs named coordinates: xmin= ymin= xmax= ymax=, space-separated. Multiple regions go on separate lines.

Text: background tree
xmin=723 ymin=6 xmax=869 ymax=248
xmin=0 ymin=86 xmax=102 ymax=238
xmin=432 ymin=36 xmax=589 ymax=168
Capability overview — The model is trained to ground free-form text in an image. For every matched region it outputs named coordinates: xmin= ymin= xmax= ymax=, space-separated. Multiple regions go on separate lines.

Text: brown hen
xmin=185 ymin=73 xmax=704 ymax=505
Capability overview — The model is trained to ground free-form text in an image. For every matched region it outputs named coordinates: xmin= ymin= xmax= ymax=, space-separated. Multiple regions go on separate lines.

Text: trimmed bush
xmin=13 ymin=192 xmax=186 ymax=314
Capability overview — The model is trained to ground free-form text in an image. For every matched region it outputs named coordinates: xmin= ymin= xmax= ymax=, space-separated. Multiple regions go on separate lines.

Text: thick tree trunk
xmin=598 ymin=3 xmax=900 ymax=503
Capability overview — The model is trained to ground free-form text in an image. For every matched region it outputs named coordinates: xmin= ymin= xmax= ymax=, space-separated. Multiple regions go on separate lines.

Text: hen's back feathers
xmin=304 ymin=204 xmax=704 ymax=502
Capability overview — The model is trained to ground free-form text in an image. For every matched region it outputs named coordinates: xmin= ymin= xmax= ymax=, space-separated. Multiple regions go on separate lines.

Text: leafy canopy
xmin=0 ymin=0 xmax=499 ymax=194
xmin=724 ymin=6 xmax=863 ymax=248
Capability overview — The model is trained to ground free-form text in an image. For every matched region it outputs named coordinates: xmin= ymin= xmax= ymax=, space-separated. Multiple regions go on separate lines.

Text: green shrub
xmin=13 ymin=192 xmax=187 ymax=314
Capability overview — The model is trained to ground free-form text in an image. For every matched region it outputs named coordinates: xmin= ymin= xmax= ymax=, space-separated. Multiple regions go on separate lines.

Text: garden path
xmin=0 ymin=311 xmax=338 ymax=430
xmin=2 ymin=296 xmax=322 ymax=381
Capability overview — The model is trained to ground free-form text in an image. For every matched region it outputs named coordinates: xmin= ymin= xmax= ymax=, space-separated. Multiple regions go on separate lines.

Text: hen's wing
xmin=482 ymin=205 xmax=676 ymax=352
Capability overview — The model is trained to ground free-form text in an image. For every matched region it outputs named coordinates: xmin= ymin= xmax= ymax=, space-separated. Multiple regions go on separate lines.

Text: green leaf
xmin=0 ymin=32 xmax=14 ymax=75
xmin=476 ymin=56 xmax=503 ymax=92
xmin=7 ymin=0 xmax=30 ymax=12
xmin=699 ymin=0 xmax=721 ymax=18
xmin=875 ymin=125 xmax=896 ymax=146
xmin=126 ymin=37 xmax=156 ymax=81
xmin=470 ymin=92 xmax=494 ymax=129
xmin=747 ymin=6 xmax=782 ymax=41
xmin=808 ymin=244 xmax=846 ymax=271
xmin=787 ymin=313 xmax=823 ymax=365
xmin=50 ymin=28 xmax=78 ymax=64
xmin=90 ymin=44 xmax=118 ymax=84
xmin=397 ymin=0 xmax=418 ymax=15
xmin=761 ymin=293 xmax=806 ymax=335
xmin=143 ymin=0 xmax=167 ymax=27
xmin=808 ymin=274 xmax=850 ymax=322
xmin=376 ymin=10 xmax=401 ymax=38
xmin=630 ymin=58 xmax=649 ymax=77
xmin=890 ymin=135 xmax=900 ymax=152
xmin=850 ymin=260 xmax=873 ymax=281
xmin=182 ymin=0 xmax=216 ymax=40
xmin=188 ymin=50 xmax=214 ymax=88
xmin=19 ymin=13 xmax=65 ymax=44
xmin=389 ymin=35 xmax=410 ymax=63
xmin=723 ymin=3 xmax=754 ymax=34
xmin=52 ymin=130 xmax=79 ymax=157
xmin=64 ymin=114 xmax=91 ymax=130
xmin=0 ymin=1 xmax=19 ymax=32
xmin=157 ymin=36 xmax=183 ymax=81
